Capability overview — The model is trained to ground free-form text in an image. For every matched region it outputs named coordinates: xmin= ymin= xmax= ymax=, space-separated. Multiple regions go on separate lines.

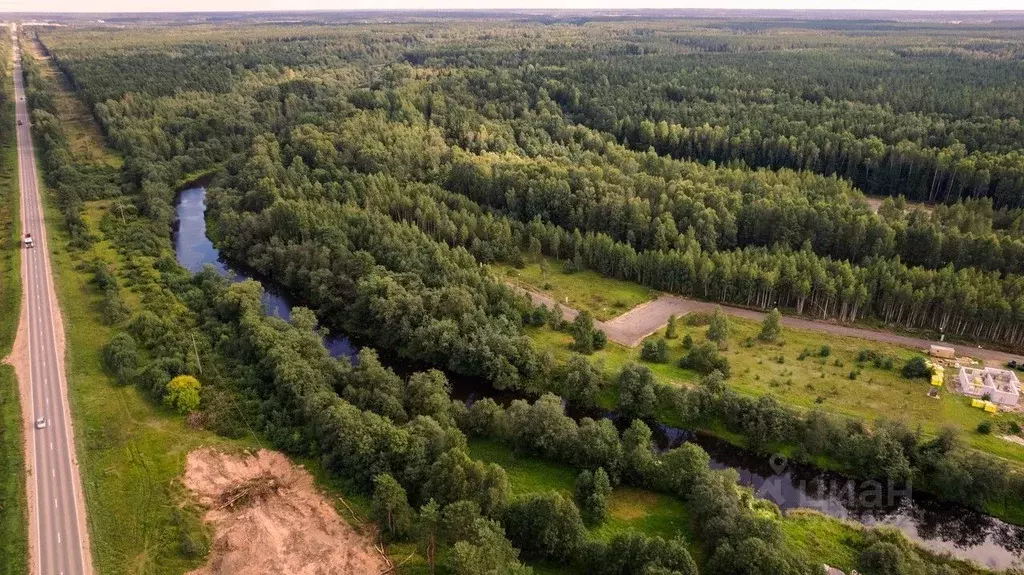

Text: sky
xmin=1 ymin=0 xmax=1022 ymax=13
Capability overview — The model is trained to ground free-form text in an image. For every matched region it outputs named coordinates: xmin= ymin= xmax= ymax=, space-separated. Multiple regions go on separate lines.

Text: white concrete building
xmin=958 ymin=366 xmax=1020 ymax=407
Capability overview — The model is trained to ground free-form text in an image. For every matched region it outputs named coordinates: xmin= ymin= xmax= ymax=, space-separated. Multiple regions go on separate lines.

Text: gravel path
xmin=513 ymin=283 xmax=1018 ymax=365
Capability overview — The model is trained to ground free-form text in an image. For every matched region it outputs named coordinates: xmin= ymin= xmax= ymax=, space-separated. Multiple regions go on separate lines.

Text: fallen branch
xmin=217 ymin=473 xmax=278 ymax=510
xmin=379 ymin=552 xmax=415 ymax=574
xmin=338 ymin=495 xmax=364 ymax=523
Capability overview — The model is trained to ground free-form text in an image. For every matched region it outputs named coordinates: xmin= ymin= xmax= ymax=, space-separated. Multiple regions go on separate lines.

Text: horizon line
xmin=4 ymin=7 xmax=1024 ymax=14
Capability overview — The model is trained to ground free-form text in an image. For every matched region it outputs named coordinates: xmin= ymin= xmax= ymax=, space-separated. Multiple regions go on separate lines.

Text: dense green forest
xmin=25 ymin=16 xmax=1024 ymax=574
xmin=40 ymin=19 xmax=1024 ymax=347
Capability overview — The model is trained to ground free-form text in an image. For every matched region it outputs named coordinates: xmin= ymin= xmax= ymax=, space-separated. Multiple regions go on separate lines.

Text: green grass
xmin=493 ymin=256 xmax=656 ymax=321
xmin=0 ymin=366 xmax=26 ymax=575
xmin=469 ymin=439 xmax=697 ymax=557
xmin=0 ymin=46 xmax=27 ymax=574
xmin=46 ymin=202 xmax=414 ymax=573
xmin=26 ymin=39 xmax=121 ymax=169
xmin=46 ymin=195 xmax=256 ymax=573
xmin=519 ymin=279 xmax=1024 ymax=468
xmin=781 ymin=509 xmax=863 ymax=572
xmin=469 ymin=438 xmax=579 ymax=495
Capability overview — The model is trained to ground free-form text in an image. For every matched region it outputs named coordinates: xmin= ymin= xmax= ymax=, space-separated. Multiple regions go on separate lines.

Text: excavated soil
xmin=183 ymin=448 xmax=387 ymax=575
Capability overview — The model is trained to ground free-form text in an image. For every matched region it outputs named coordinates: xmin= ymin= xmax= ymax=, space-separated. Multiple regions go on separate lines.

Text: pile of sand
xmin=183 ymin=448 xmax=387 ymax=575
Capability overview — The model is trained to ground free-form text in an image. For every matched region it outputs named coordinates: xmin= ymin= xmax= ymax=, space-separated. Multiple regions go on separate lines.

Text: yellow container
xmin=985 ymin=402 xmax=999 ymax=413
xmin=971 ymin=399 xmax=985 ymax=408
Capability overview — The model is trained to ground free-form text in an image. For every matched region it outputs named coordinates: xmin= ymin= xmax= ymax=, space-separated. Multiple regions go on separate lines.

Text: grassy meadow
xmin=494 ymin=257 xmax=656 ymax=321
xmin=510 ymin=258 xmax=1024 ymax=468
xmin=463 ymin=438 xmax=984 ymax=575
xmin=26 ymin=38 xmax=121 ymax=168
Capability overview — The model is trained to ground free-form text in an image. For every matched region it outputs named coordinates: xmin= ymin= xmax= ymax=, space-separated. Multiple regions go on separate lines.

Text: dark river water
xmin=174 ymin=186 xmax=1024 ymax=570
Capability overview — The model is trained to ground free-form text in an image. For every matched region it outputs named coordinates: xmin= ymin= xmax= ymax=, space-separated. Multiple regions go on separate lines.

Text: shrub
xmin=819 ymin=345 xmax=831 ymax=357
xmin=574 ymin=468 xmax=612 ymax=525
xmin=901 ymin=356 xmax=931 ymax=379
xmin=706 ymin=307 xmax=729 ymax=343
xmin=665 ymin=314 xmax=679 ymax=339
xmin=679 ymin=342 xmax=730 ymax=377
xmin=503 ymin=492 xmax=586 ymax=563
xmin=758 ymin=308 xmax=782 ymax=342
xmin=683 ymin=311 xmax=713 ymax=327
xmin=164 ymin=375 xmax=201 ymax=414
xmin=977 ymin=421 xmax=993 ymax=434
xmin=103 ymin=332 xmax=139 ymax=385
xmin=640 ymin=339 xmax=669 ymax=363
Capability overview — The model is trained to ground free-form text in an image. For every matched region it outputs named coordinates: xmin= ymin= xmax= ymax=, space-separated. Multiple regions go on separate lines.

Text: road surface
xmin=514 ymin=283 xmax=1019 ymax=365
xmin=13 ymin=30 xmax=92 ymax=575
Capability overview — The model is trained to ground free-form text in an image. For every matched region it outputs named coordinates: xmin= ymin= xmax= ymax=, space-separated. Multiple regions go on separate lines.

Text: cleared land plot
xmin=26 ymin=38 xmax=121 ymax=168
xmin=495 ymin=257 xmax=656 ymax=322
xmin=512 ymin=261 xmax=1024 ymax=462
xmin=505 ymin=255 xmax=1017 ymax=365
xmin=183 ymin=448 xmax=386 ymax=575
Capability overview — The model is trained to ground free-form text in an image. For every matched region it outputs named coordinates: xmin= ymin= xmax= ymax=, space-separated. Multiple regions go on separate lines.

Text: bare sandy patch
xmin=1000 ymin=434 xmax=1024 ymax=447
xmin=183 ymin=448 xmax=387 ymax=575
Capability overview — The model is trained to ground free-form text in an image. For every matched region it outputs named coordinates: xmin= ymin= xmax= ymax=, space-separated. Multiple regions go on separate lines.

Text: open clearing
xmin=469 ymin=438 xmax=703 ymax=565
xmin=512 ymin=270 xmax=1016 ymax=366
xmin=25 ymin=38 xmax=120 ymax=168
xmin=183 ymin=448 xmax=387 ymax=575
xmin=511 ymin=262 xmax=1024 ymax=467
xmin=495 ymin=257 xmax=656 ymax=322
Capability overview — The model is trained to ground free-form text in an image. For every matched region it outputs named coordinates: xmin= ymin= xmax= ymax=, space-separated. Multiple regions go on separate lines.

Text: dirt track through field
xmin=513 ymin=283 xmax=1017 ymax=365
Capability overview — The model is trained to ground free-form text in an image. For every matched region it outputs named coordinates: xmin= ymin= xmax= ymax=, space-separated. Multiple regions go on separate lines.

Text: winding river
xmin=174 ymin=185 xmax=1024 ymax=570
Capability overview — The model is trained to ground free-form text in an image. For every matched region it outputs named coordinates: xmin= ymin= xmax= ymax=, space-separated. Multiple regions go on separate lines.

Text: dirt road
xmin=515 ymin=283 xmax=1017 ymax=365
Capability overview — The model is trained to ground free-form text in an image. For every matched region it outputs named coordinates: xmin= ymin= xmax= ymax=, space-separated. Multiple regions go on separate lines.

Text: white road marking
xmin=54 ymin=498 xmax=57 ymax=509
xmin=49 ymin=442 xmax=53 ymax=451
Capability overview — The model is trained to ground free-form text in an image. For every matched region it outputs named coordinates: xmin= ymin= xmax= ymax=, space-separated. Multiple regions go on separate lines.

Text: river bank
xmin=175 ymin=184 xmax=1024 ymax=570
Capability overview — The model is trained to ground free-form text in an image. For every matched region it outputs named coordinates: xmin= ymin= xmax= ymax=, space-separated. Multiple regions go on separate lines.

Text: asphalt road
xmin=13 ymin=37 xmax=91 ymax=575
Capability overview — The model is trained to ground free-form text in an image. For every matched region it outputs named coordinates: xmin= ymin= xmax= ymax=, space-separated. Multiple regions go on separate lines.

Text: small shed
xmin=929 ymin=345 xmax=956 ymax=359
